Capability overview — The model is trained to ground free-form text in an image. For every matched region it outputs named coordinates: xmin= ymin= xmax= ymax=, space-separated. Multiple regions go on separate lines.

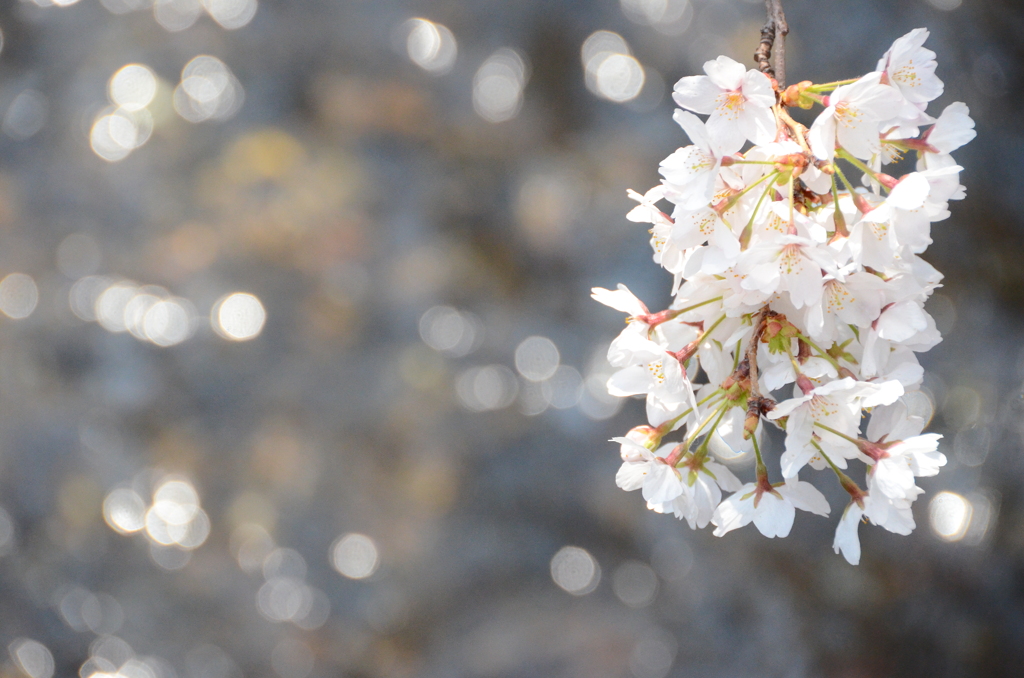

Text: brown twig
xmin=740 ymin=306 xmax=774 ymax=439
xmin=754 ymin=0 xmax=789 ymax=89
xmin=745 ymin=306 xmax=769 ymax=401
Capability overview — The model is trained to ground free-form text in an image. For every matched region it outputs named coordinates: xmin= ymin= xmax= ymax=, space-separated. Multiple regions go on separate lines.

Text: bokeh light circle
xmin=330 ymin=533 xmax=379 ymax=579
xmin=213 ymin=292 xmax=266 ymax=341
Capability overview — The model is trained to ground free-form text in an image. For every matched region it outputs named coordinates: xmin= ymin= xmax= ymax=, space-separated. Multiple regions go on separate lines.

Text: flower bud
xmin=743 ymin=411 xmax=760 ymax=440
xmin=624 ymin=425 xmax=660 ymax=452
xmin=796 ymin=374 xmax=815 ymax=395
xmin=781 ymin=81 xmax=815 ymax=109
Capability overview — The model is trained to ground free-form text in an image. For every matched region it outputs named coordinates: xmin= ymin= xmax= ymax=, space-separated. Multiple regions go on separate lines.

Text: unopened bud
xmin=743 ymin=411 xmax=760 ymax=440
xmin=626 ymin=425 xmax=661 ymax=451
xmin=876 ymin=173 xmax=899 ymax=190
xmin=856 ymin=437 xmax=893 ymax=462
xmin=781 ymin=81 xmax=814 ymax=108
xmin=853 ymin=193 xmax=874 ymax=214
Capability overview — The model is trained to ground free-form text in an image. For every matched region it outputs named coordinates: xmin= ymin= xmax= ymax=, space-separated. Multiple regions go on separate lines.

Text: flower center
xmin=835 ymin=101 xmax=862 ymax=127
xmin=715 ymin=91 xmax=746 ymax=120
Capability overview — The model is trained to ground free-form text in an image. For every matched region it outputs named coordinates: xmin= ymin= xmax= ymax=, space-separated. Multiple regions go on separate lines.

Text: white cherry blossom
xmin=804 ymin=270 xmax=887 ymax=343
xmin=920 ymin=102 xmax=975 ymax=166
xmin=613 ymin=439 xmax=685 ymax=504
xmin=626 ymin=187 xmax=688 ymax=272
xmin=876 ymin=28 xmax=943 ymax=105
xmin=591 ymin=283 xmax=648 ymax=318
xmin=712 ymin=477 xmax=830 ymax=538
xmin=738 ymin=233 xmax=839 ymax=309
xmin=809 ymin=72 xmax=903 ymax=161
xmin=672 ymin=55 xmax=777 ymax=154
xmin=866 ymin=433 xmax=945 ymax=500
xmin=767 ymin=378 xmax=904 ymax=478
xmin=660 ymin=111 xmax=731 ymax=210
xmin=653 ymin=453 xmax=743 ymax=529
xmin=600 ymin=32 xmax=969 ymax=564
xmin=833 ymin=481 xmax=917 ymax=565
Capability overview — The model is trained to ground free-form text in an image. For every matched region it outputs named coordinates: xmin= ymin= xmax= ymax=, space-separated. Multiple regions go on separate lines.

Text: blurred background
xmin=0 ymin=0 xmax=1019 ymax=676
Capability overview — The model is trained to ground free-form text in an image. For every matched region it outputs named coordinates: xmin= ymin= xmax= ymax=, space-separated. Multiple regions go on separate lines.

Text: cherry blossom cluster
xmin=593 ymin=29 xmax=974 ymax=564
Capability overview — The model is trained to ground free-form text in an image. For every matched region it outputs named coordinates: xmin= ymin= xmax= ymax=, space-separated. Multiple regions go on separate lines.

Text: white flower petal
xmin=591 ymin=285 xmax=648 ymax=316
xmin=833 ymin=503 xmax=864 ymax=565
xmin=711 ymin=485 xmax=756 ymax=536
xmin=702 ymin=55 xmax=745 ymax=90
xmin=616 ymin=462 xmax=649 ymax=491
xmin=672 ymin=76 xmax=721 ymax=116
xmin=752 ymin=493 xmax=796 ymax=538
xmin=642 ymin=463 xmax=684 ymax=504
xmin=779 ymin=479 xmax=831 ymax=516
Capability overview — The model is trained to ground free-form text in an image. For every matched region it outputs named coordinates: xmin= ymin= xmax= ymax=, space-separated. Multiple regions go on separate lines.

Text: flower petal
xmin=833 ymin=503 xmax=864 ymax=565
xmin=753 ymin=493 xmax=796 ymax=538
xmin=702 ymin=55 xmax=745 ymax=90
xmin=672 ymin=76 xmax=720 ymax=116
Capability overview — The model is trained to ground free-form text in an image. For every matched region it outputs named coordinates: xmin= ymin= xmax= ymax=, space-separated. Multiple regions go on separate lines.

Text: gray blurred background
xmin=0 ymin=0 xmax=1020 ymax=676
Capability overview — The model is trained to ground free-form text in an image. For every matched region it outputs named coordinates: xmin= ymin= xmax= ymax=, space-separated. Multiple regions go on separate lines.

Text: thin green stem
xmin=837 ymin=148 xmax=888 ymax=190
xmin=684 ymin=401 xmax=729 ymax=450
xmin=797 ymin=334 xmax=842 ymax=372
xmin=812 ymin=438 xmax=863 ymax=498
xmin=675 ymin=296 xmax=723 ymax=316
xmin=696 ymin=313 xmax=727 ymax=347
xmin=660 ymin=390 xmax=725 ymax=434
xmin=833 ymin=161 xmax=859 ymax=197
xmin=693 ymin=404 xmax=732 ymax=462
xmin=739 ymin=174 xmax=779 ymax=249
xmin=720 ymin=170 xmax=779 ymax=214
xmin=781 ymin=334 xmax=802 ymax=372
xmin=805 ymin=78 xmax=858 ymax=93
xmin=829 ymin=171 xmax=848 ymax=237
xmin=811 ymin=438 xmax=844 ymax=475
xmin=813 ymin=422 xmax=859 ymax=445
xmin=698 ymin=390 xmax=723 ymax=407
xmin=751 ymin=423 xmax=767 ymax=475
xmin=788 ymin=353 xmax=803 ymax=377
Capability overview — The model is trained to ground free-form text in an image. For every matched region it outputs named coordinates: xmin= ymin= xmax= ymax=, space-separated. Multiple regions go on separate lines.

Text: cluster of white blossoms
xmin=594 ymin=29 xmax=975 ymax=564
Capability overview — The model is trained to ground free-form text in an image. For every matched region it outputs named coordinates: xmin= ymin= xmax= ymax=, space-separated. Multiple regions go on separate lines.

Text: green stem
xmin=739 ymin=174 xmax=780 ymax=250
xmin=829 ymin=171 xmax=848 ymax=237
xmin=695 ymin=313 xmax=726 ymax=347
xmin=751 ymin=424 xmax=767 ymax=477
xmin=797 ymin=334 xmax=842 ymax=372
xmin=837 ymin=148 xmax=888 ymax=190
xmin=788 ymin=353 xmax=803 ymax=377
xmin=833 ymin=161 xmax=859 ymax=197
xmin=693 ymin=404 xmax=732 ymax=462
xmin=675 ymin=296 xmax=723 ymax=316
xmin=720 ymin=170 xmax=779 ymax=214
xmin=684 ymin=402 xmax=729 ymax=450
xmin=813 ymin=422 xmax=859 ymax=445
xmin=660 ymin=390 xmax=725 ymax=434
xmin=812 ymin=438 xmax=864 ymax=498
xmin=805 ymin=78 xmax=858 ymax=93
xmin=646 ymin=296 xmax=725 ymax=340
